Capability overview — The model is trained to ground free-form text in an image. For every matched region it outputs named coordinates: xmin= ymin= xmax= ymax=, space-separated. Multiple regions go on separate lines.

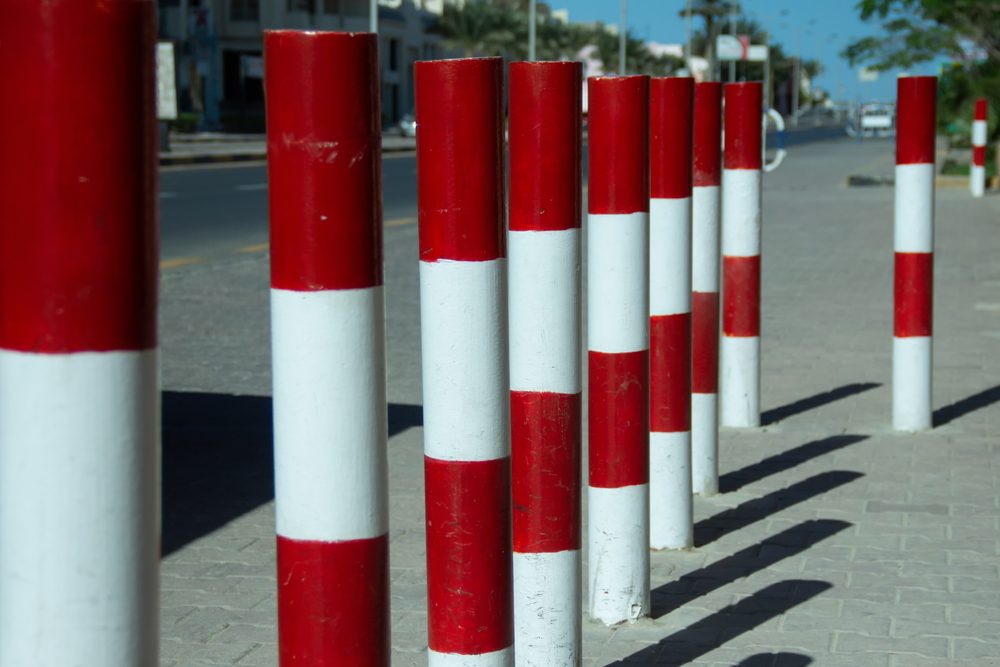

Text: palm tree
xmin=434 ymin=2 xmax=524 ymax=58
xmin=680 ymin=0 xmax=741 ymax=79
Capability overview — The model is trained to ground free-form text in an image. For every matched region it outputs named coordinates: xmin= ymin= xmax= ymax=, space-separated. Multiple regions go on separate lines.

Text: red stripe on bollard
xmin=894 ymin=253 xmax=933 ymax=338
xmin=0 ymin=1 xmax=158 ymax=354
xmin=692 ymin=291 xmax=720 ymax=394
xmin=510 ymin=391 xmax=582 ymax=553
xmin=588 ymin=350 xmax=650 ymax=488
xmin=973 ymin=145 xmax=987 ymax=166
xmin=651 ymin=77 xmax=694 ymax=198
xmin=588 ymin=76 xmax=651 ymax=214
xmin=277 ymin=535 xmax=390 ymax=665
xmin=266 ymin=31 xmax=382 ymax=291
xmin=0 ymin=3 xmax=160 ymax=664
xmin=722 ymin=255 xmax=761 ymax=337
xmin=417 ymin=58 xmax=505 ymax=262
xmin=693 ymin=82 xmax=723 ymax=187
xmin=425 ymin=457 xmax=513 ymax=654
xmin=509 ymin=62 xmax=582 ymax=232
xmin=975 ymin=98 xmax=987 ymax=120
xmin=896 ymin=77 xmax=937 ymax=165
xmin=650 ymin=313 xmax=692 ymax=432
xmin=265 ymin=31 xmax=390 ymax=667
xmin=723 ymin=83 xmax=763 ymax=170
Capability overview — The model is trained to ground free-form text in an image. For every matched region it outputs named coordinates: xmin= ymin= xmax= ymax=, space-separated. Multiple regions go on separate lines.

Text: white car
xmin=859 ymin=103 xmax=894 ymax=137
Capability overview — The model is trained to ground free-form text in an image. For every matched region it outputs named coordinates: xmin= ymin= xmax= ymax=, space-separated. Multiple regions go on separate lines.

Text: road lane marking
xmin=238 ymin=243 xmax=270 ymax=253
xmin=160 ymin=257 xmax=204 ymax=270
xmin=386 ymin=217 xmax=417 ymax=227
xmin=235 ymin=183 xmax=268 ymax=191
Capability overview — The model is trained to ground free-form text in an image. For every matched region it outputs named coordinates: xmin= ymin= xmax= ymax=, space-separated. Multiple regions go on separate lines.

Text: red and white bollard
xmin=971 ymin=98 xmax=987 ymax=197
xmin=265 ymin=32 xmax=389 ymax=665
xmin=720 ymin=82 xmax=763 ymax=429
xmin=508 ymin=61 xmax=582 ymax=665
xmin=893 ymin=76 xmax=937 ymax=432
xmin=0 ymin=2 xmax=159 ymax=664
xmin=416 ymin=57 xmax=513 ymax=665
xmin=649 ymin=76 xmax=694 ymax=550
xmin=691 ymin=82 xmax=723 ymax=495
xmin=587 ymin=75 xmax=651 ymax=625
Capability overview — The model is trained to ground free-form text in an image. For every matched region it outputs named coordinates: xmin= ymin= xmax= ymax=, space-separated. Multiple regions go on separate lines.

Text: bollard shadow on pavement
xmin=933 ymin=383 xmax=1000 ymax=427
xmin=161 ymin=391 xmax=423 ymax=556
xmin=607 ymin=580 xmax=832 ymax=666
xmin=694 ymin=471 xmax=864 ymax=548
xmin=652 ymin=519 xmax=851 ymax=619
xmin=761 ymin=382 xmax=880 ymax=426
xmin=720 ymin=435 xmax=868 ymax=493
xmin=735 ymin=653 xmax=813 ymax=667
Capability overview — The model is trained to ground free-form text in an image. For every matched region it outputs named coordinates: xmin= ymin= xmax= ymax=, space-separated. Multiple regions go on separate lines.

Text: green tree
xmin=842 ymin=0 xmax=1000 ymax=143
xmin=680 ymin=0 xmax=741 ymax=80
xmin=434 ymin=1 xmax=524 ymax=58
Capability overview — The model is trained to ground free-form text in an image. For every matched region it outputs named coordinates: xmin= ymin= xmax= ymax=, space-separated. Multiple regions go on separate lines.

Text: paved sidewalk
xmin=159 ymin=137 xmax=1000 ymax=666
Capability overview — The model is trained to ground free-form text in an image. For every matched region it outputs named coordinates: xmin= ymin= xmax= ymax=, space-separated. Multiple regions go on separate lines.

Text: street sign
xmin=156 ymin=41 xmax=177 ymax=121
xmin=859 ymin=67 xmax=879 ymax=82
xmin=717 ymin=35 xmax=768 ymax=62
xmin=717 ymin=34 xmax=746 ymax=60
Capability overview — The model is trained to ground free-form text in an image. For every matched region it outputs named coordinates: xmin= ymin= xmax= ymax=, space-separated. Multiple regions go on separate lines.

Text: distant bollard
xmin=893 ymin=76 xmax=937 ymax=432
xmin=415 ymin=57 xmax=513 ymax=666
xmin=691 ymin=82 xmax=723 ymax=495
xmin=587 ymin=74 xmax=651 ymax=626
xmin=720 ymin=82 xmax=764 ymax=429
xmin=508 ymin=60 xmax=583 ymax=667
xmin=0 ymin=2 xmax=160 ymax=665
xmin=972 ymin=98 xmax=987 ymax=197
xmin=649 ymin=76 xmax=694 ymax=550
xmin=265 ymin=31 xmax=390 ymax=665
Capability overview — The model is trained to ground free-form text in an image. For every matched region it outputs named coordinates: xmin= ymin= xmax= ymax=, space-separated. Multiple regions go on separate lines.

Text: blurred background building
xmin=157 ymin=0 xmax=456 ymax=131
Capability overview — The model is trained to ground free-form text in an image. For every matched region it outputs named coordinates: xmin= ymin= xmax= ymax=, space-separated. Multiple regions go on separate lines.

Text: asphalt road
xmin=158 ymin=122 xmax=847 ymax=265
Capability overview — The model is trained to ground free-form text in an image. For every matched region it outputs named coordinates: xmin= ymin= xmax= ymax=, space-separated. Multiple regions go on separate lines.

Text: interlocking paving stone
xmin=159 ymin=138 xmax=1000 ymax=665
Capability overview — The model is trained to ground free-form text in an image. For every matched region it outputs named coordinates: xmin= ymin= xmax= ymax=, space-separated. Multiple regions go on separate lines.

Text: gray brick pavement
xmin=159 ymin=138 xmax=1000 ymax=665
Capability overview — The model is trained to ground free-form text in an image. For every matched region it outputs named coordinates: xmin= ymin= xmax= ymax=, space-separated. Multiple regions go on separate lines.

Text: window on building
xmin=322 ymin=0 xmax=340 ymax=14
xmin=288 ymin=0 xmax=316 ymax=12
xmin=230 ymin=0 xmax=259 ymax=21
xmin=389 ymin=39 xmax=400 ymax=72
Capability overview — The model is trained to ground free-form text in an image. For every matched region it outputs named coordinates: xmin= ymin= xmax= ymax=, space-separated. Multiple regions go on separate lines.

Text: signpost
xmin=156 ymin=41 xmax=177 ymax=152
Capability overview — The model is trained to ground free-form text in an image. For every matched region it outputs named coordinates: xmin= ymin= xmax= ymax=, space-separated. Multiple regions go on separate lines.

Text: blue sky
xmin=558 ymin=0 xmax=941 ymax=101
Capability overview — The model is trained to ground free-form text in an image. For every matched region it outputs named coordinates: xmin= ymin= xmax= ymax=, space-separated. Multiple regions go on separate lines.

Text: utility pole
xmin=619 ymin=0 xmax=627 ymax=75
xmin=792 ymin=30 xmax=800 ymax=127
xmin=685 ymin=0 xmax=692 ymax=73
xmin=729 ymin=8 xmax=736 ymax=82
xmin=529 ymin=0 xmax=536 ymax=61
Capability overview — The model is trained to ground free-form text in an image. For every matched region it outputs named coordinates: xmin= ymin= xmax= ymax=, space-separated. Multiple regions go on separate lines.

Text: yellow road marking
xmin=160 ymin=257 xmax=204 ymax=270
xmin=386 ymin=217 xmax=418 ymax=227
xmin=238 ymin=242 xmax=270 ymax=253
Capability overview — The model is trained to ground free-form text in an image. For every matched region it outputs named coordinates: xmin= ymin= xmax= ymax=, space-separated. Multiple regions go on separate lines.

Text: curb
xmin=845 ymin=174 xmax=977 ymax=189
xmin=159 ymin=142 xmax=416 ymax=166
xmin=159 ymin=151 xmax=266 ymax=167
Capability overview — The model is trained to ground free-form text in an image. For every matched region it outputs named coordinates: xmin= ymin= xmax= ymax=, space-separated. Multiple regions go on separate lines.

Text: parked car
xmin=398 ymin=112 xmax=416 ymax=138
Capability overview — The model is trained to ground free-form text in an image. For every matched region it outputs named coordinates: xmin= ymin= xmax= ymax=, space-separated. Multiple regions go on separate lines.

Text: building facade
xmin=157 ymin=0 xmax=453 ymax=131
